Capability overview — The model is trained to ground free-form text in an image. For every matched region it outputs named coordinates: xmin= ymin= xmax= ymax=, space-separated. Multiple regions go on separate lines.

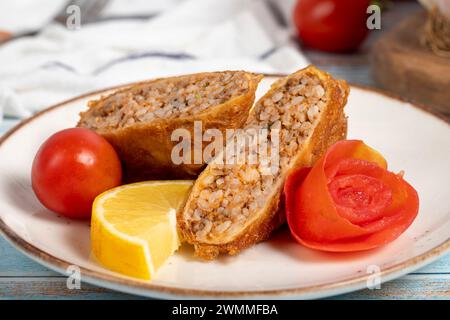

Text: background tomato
xmin=32 ymin=128 xmax=122 ymax=219
xmin=293 ymin=0 xmax=371 ymax=52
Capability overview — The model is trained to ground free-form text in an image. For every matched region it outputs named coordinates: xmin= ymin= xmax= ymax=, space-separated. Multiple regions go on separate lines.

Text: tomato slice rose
xmin=285 ymin=140 xmax=419 ymax=252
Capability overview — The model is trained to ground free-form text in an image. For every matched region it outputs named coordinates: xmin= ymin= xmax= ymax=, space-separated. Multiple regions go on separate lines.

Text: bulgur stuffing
xmin=185 ymin=73 xmax=327 ymax=241
xmin=78 ymin=71 xmax=251 ymax=130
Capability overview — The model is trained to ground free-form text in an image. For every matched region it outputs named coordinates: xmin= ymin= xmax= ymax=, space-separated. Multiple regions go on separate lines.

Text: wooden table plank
xmin=0 ymin=278 xmax=141 ymax=300
xmin=335 ymin=274 xmax=450 ymax=300
xmin=414 ymin=253 xmax=450 ymax=274
xmin=0 ymin=274 xmax=449 ymax=300
xmin=0 ymin=239 xmax=58 ymax=277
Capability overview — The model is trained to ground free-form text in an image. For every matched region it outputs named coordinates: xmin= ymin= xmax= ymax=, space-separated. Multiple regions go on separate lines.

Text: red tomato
xmin=285 ymin=140 xmax=419 ymax=252
xmin=32 ymin=128 xmax=122 ymax=219
xmin=293 ymin=0 xmax=370 ymax=52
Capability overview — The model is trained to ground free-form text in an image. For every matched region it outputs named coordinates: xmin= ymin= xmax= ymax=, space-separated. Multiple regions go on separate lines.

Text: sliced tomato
xmin=285 ymin=140 xmax=419 ymax=252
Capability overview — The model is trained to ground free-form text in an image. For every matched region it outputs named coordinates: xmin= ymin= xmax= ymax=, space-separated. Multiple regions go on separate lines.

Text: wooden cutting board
xmin=370 ymin=10 xmax=450 ymax=115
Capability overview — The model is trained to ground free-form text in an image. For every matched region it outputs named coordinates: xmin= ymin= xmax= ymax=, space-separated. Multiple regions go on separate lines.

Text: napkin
xmin=0 ymin=0 xmax=307 ymax=121
xmin=0 ymin=0 xmax=66 ymax=34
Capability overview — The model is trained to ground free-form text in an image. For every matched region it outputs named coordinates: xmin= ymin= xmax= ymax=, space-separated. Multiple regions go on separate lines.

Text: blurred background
xmin=0 ymin=0 xmax=448 ymax=132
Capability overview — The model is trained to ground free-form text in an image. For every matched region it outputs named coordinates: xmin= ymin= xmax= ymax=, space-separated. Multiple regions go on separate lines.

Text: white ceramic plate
xmin=0 ymin=76 xmax=449 ymax=299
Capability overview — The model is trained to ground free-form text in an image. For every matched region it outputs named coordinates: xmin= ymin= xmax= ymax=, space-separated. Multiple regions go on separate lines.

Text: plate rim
xmin=0 ymin=76 xmax=449 ymax=299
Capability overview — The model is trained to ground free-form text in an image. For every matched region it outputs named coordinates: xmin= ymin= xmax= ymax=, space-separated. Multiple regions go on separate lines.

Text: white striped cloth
xmin=0 ymin=0 xmax=307 ymax=122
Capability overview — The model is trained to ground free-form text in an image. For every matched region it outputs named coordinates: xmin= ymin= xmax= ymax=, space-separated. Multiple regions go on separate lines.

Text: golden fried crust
xmin=180 ymin=66 xmax=349 ymax=260
xmin=78 ymin=72 xmax=263 ymax=182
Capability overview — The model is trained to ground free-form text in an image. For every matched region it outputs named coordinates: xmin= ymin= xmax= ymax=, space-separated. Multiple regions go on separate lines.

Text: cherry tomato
xmin=293 ymin=0 xmax=370 ymax=52
xmin=32 ymin=128 xmax=122 ymax=219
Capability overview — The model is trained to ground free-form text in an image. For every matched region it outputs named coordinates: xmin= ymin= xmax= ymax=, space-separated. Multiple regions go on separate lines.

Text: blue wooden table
xmin=0 ymin=118 xmax=449 ymax=300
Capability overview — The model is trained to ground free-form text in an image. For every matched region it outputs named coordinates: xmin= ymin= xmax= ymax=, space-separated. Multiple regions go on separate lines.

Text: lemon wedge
xmin=91 ymin=181 xmax=193 ymax=280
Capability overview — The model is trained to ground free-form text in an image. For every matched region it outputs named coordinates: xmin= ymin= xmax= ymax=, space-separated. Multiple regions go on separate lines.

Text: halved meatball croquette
xmin=179 ymin=66 xmax=349 ymax=259
xmin=78 ymin=71 xmax=262 ymax=181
